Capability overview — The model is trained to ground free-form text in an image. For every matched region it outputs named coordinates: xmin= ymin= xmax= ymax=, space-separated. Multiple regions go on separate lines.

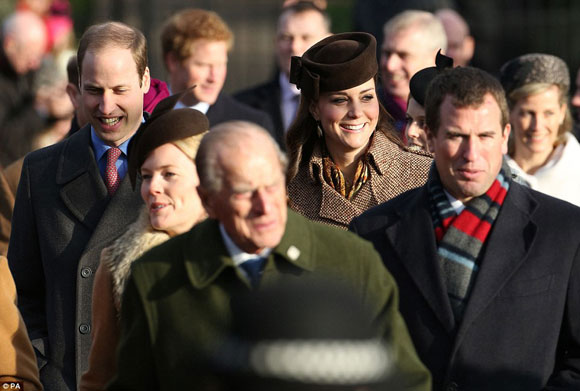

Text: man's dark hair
xmin=425 ymin=66 xmax=509 ymax=135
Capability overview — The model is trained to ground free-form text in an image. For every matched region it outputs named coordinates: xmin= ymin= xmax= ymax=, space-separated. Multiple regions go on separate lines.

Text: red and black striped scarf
xmin=427 ymin=160 xmax=511 ymax=322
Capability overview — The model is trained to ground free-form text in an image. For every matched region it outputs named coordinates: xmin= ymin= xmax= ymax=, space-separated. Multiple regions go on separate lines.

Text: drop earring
xmin=316 ymin=122 xmax=323 ymax=138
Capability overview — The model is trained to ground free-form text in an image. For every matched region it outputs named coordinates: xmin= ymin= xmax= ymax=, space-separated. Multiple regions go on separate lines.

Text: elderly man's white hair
xmin=196 ymin=121 xmax=288 ymax=194
xmin=383 ymin=10 xmax=447 ymax=53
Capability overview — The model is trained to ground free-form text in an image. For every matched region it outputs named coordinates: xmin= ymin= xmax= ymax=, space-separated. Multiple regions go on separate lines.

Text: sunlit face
xmin=140 ymin=143 xmax=204 ymax=236
xmin=380 ymin=27 xmax=437 ymax=100
xmin=276 ymin=9 xmax=330 ymax=77
xmin=510 ymin=85 xmax=565 ymax=165
xmin=166 ymin=40 xmax=228 ymax=106
xmin=311 ymin=78 xmax=379 ymax=160
xmin=81 ymin=46 xmax=150 ymax=147
xmin=200 ymin=136 xmax=288 ymax=254
xmin=430 ymin=94 xmax=510 ymax=203
xmin=405 ymin=96 xmax=430 ymax=152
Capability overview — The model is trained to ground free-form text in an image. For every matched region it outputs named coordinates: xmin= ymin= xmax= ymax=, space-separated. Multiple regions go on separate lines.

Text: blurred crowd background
xmin=3 ymin=0 xmax=580 ymax=95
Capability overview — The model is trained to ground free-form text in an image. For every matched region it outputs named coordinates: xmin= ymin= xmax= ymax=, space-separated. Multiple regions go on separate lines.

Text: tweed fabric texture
xmin=427 ymin=161 xmax=511 ymax=322
xmin=288 ymin=130 xmax=432 ymax=229
xmin=500 ymin=53 xmax=570 ymax=96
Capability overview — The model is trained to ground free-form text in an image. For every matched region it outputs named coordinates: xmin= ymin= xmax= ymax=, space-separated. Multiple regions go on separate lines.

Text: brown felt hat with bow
xmin=128 ymin=87 xmax=209 ymax=188
xmin=289 ymin=32 xmax=378 ymax=99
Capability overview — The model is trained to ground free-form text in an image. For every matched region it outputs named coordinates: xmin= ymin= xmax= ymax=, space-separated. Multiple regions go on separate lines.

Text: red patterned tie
xmin=105 ymin=147 xmax=122 ymax=195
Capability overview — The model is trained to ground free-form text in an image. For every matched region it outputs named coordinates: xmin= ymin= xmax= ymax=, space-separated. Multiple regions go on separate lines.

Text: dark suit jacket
xmin=234 ymin=76 xmax=285 ymax=148
xmin=8 ymin=125 xmax=143 ymax=390
xmin=350 ymin=182 xmax=580 ymax=391
xmin=206 ymin=92 xmax=277 ymax=142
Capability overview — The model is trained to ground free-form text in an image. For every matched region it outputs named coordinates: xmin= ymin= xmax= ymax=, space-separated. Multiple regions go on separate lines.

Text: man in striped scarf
xmin=351 ymin=66 xmax=580 ymax=391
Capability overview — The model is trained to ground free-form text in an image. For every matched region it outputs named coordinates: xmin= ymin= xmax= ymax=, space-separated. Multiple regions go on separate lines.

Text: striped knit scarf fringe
xmin=427 ymin=160 xmax=511 ymax=322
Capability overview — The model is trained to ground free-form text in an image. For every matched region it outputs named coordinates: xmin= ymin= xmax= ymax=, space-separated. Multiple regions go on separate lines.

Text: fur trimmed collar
xmin=101 ymin=209 xmax=170 ymax=311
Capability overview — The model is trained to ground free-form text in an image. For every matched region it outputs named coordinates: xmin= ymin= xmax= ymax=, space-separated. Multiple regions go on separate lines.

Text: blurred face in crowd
xmin=430 ymin=93 xmax=509 ymax=203
xmin=570 ymin=68 xmax=580 ymax=122
xmin=80 ymin=46 xmax=150 ymax=146
xmin=276 ymin=9 xmax=330 ymax=77
xmin=405 ymin=96 xmax=430 ymax=152
xmin=140 ymin=143 xmax=204 ymax=237
xmin=311 ymin=78 xmax=379 ymax=161
xmin=166 ymin=39 xmax=228 ymax=106
xmin=200 ymin=133 xmax=288 ymax=254
xmin=510 ymin=85 xmax=566 ymax=169
xmin=381 ymin=27 xmax=437 ymax=100
xmin=436 ymin=10 xmax=474 ymax=67
xmin=3 ymin=12 xmax=47 ymax=74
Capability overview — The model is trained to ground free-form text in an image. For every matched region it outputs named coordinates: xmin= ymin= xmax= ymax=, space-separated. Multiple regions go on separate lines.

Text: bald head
xmin=196 ymin=121 xmax=287 ymax=194
xmin=436 ymin=9 xmax=475 ymax=67
xmin=2 ymin=11 xmax=47 ymax=74
xmin=196 ymin=121 xmax=289 ymax=254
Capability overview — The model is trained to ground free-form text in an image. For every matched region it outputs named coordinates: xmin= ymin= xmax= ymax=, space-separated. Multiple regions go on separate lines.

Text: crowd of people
xmin=0 ymin=1 xmax=579 ymax=391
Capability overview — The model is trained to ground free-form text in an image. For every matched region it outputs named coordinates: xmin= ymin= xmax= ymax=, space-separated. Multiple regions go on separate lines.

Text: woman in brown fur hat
xmin=286 ymin=32 xmax=432 ymax=229
xmin=79 ymin=93 xmax=209 ymax=391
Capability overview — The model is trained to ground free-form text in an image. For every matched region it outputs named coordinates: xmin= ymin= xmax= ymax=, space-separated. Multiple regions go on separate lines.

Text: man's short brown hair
xmin=161 ymin=9 xmax=234 ymax=65
xmin=77 ymin=21 xmax=148 ymax=84
xmin=425 ymin=66 xmax=509 ymax=135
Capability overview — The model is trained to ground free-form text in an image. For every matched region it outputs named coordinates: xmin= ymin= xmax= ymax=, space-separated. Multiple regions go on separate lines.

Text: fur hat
xmin=289 ymin=32 xmax=377 ymax=99
xmin=409 ymin=50 xmax=453 ymax=107
xmin=500 ymin=53 xmax=570 ymax=96
xmin=128 ymin=88 xmax=209 ymax=187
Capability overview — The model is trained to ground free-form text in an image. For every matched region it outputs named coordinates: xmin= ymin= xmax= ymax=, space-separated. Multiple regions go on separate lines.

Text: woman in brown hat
xmin=79 ymin=93 xmax=209 ymax=391
xmin=286 ymin=32 xmax=432 ymax=229
xmin=500 ymin=53 xmax=580 ymax=206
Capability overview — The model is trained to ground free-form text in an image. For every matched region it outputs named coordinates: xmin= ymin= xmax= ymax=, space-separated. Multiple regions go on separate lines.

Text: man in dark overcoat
xmin=7 ymin=21 xmax=151 ymax=390
xmin=351 ymin=66 xmax=580 ymax=390
xmin=234 ymin=2 xmax=331 ymax=147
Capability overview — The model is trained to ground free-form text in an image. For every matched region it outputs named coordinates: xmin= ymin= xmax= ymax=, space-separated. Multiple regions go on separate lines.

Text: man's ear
xmin=66 ymin=82 xmax=81 ymax=109
xmin=426 ymin=126 xmax=436 ymax=153
xmin=197 ymin=185 xmax=217 ymax=219
xmin=501 ymin=123 xmax=511 ymax=155
xmin=141 ymin=67 xmax=151 ymax=94
xmin=309 ymin=101 xmax=319 ymax=121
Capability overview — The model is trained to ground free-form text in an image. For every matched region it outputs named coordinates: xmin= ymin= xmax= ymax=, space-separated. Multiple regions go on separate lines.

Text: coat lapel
xmin=81 ymin=175 xmax=143 ymax=259
xmin=453 ymin=184 xmax=538 ymax=347
xmin=385 ymin=186 xmax=456 ymax=333
xmin=57 ymin=126 xmax=108 ymax=231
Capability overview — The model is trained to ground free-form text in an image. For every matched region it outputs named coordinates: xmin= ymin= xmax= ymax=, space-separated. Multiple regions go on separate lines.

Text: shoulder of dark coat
xmin=351 ymin=186 xmax=424 ymax=234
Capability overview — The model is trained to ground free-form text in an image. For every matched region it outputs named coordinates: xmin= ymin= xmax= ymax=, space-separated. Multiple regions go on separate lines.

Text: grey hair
xmin=196 ymin=121 xmax=288 ymax=194
xmin=383 ymin=10 xmax=447 ymax=53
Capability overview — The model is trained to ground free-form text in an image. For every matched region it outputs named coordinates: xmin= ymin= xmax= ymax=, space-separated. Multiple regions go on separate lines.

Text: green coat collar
xmin=183 ymin=208 xmax=315 ymax=289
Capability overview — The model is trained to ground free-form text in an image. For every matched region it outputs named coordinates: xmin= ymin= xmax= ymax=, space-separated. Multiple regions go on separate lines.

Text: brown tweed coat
xmin=288 ymin=130 xmax=433 ymax=229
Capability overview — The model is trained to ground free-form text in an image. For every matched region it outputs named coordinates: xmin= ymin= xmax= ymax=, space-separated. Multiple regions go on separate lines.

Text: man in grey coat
xmin=8 ymin=21 xmax=151 ymax=390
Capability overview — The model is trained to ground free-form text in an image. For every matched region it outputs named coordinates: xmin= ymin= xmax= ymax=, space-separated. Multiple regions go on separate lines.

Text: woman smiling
xmin=500 ymin=53 xmax=580 ymax=206
xmin=286 ymin=32 xmax=432 ymax=229
xmin=79 ymin=92 xmax=208 ymax=391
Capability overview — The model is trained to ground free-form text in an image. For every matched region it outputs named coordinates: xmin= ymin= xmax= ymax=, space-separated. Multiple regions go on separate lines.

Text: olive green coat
xmin=108 ymin=209 xmax=431 ymax=391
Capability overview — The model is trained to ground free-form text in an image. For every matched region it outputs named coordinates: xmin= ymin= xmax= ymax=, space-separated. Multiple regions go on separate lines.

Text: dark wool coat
xmin=288 ymin=130 xmax=432 ymax=229
xmin=7 ymin=125 xmax=143 ymax=390
xmin=108 ymin=209 xmax=432 ymax=391
xmin=234 ymin=75 xmax=286 ymax=148
xmin=350 ymin=182 xmax=580 ymax=391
